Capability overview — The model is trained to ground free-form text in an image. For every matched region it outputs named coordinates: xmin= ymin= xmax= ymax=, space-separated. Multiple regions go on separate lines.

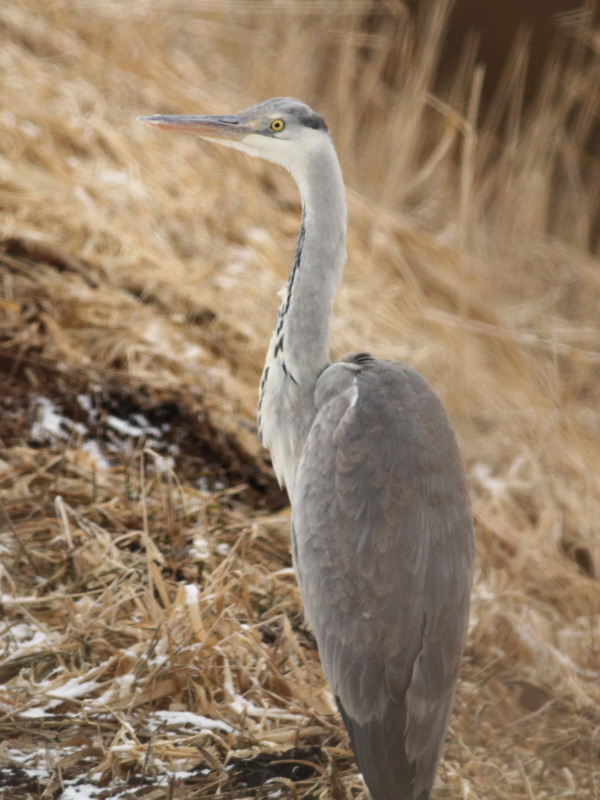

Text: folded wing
xmin=292 ymin=356 xmax=474 ymax=800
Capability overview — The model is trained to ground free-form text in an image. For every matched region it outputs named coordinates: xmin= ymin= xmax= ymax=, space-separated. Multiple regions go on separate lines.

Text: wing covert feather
xmin=292 ymin=357 xmax=473 ymax=800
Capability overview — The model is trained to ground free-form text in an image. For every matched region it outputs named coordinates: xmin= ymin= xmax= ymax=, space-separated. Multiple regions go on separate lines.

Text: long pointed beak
xmin=138 ymin=114 xmax=252 ymax=141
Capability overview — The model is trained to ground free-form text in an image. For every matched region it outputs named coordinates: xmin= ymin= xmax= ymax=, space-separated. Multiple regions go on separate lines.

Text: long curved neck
xmin=259 ymin=140 xmax=347 ymax=492
xmin=283 ymin=145 xmax=347 ymax=383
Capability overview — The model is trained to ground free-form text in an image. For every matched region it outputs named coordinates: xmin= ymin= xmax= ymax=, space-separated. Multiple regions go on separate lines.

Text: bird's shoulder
xmin=313 ymin=352 xmax=458 ymax=458
xmin=316 ymin=351 xmax=443 ymax=401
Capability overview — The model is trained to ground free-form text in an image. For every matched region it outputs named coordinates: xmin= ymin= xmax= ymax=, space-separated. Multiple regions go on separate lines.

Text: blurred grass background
xmin=0 ymin=1 xmax=599 ymax=798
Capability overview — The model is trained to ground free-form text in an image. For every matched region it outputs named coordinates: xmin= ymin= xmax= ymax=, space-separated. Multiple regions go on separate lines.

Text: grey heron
xmin=140 ymin=98 xmax=474 ymax=800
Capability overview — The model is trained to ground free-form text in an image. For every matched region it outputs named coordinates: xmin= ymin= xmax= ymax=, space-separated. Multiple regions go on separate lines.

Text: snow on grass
xmin=20 ymin=706 xmax=56 ymax=718
xmin=146 ymin=709 xmax=236 ymax=734
xmin=28 ymin=394 xmax=179 ymax=472
xmin=189 ymin=536 xmax=211 ymax=560
xmin=106 ymin=413 xmax=160 ymax=438
xmin=1 ymin=621 xmax=57 ymax=658
xmin=80 ymin=439 xmax=111 ymax=470
xmin=60 ymin=786 xmax=104 ymax=800
xmin=90 ymin=673 xmax=136 ymax=707
xmin=31 ymin=396 xmax=86 ymax=442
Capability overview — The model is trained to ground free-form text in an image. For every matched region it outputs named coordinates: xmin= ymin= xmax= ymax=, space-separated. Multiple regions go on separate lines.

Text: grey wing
xmin=292 ymin=355 xmax=474 ymax=800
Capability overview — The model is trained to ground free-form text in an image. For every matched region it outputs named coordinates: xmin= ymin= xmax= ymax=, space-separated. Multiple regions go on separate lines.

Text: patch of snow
xmin=5 ymin=624 xmax=49 ymax=648
xmin=471 ymin=462 xmax=506 ymax=499
xmin=141 ymin=320 xmax=169 ymax=348
xmin=106 ymin=414 xmax=147 ymax=437
xmin=2 ymin=624 xmax=57 ymax=659
xmin=4 ymin=622 xmax=41 ymax=643
xmin=0 ymin=749 xmax=50 ymax=778
xmin=31 ymin=396 xmax=87 ymax=442
xmin=80 ymin=439 xmax=111 ymax=470
xmin=149 ymin=454 xmax=175 ymax=474
xmin=196 ymin=476 xmax=212 ymax=493
xmin=91 ymin=672 xmax=135 ymax=707
xmin=184 ymin=583 xmax=200 ymax=605
xmin=228 ymin=694 xmax=263 ymax=718
xmin=155 ymin=769 xmax=201 ymax=783
xmin=77 ymin=393 xmax=96 ymax=417
xmin=20 ymin=706 xmax=54 ymax=718
xmin=106 ymin=412 xmax=162 ymax=439
xmin=60 ymin=785 xmax=106 ymax=800
xmin=46 ymin=677 xmax=100 ymax=701
xmin=29 ymin=392 xmax=188 ymax=487
xmin=131 ymin=413 xmax=161 ymax=436
xmin=190 ymin=536 xmax=210 ymax=561
xmin=147 ymin=709 xmax=235 ymax=733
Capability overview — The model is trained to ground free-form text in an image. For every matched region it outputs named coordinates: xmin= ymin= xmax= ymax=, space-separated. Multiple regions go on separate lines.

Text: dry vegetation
xmin=0 ymin=1 xmax=599 ymax=798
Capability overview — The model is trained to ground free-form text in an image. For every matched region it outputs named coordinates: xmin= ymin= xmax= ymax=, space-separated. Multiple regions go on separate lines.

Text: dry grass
xmin=0 ymin=1 xmax=599 ymax=798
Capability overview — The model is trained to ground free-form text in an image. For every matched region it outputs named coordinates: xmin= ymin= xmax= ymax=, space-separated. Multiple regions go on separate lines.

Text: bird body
xmin=140 ymin=98 xmax=474 ymax=800
xmin=294 ymin=354 xmax=472 ymax=798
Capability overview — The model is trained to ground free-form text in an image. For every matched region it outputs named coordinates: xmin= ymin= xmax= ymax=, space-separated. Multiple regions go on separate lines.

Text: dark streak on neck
xmin=275 ymin=208 xmax=306 ymax=338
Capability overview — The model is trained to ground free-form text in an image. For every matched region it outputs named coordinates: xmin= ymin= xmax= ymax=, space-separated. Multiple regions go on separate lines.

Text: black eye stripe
xmin=299 ymin=111 xmax=327 ymax=131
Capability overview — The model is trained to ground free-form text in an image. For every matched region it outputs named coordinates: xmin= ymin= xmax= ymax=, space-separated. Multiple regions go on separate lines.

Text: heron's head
xmin=139 ymin=97 xmax=332 ymax=181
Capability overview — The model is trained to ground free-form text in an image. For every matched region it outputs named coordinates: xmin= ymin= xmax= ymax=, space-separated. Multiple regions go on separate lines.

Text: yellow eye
xmin=270 ymin=119 xmax=285 ymax=132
